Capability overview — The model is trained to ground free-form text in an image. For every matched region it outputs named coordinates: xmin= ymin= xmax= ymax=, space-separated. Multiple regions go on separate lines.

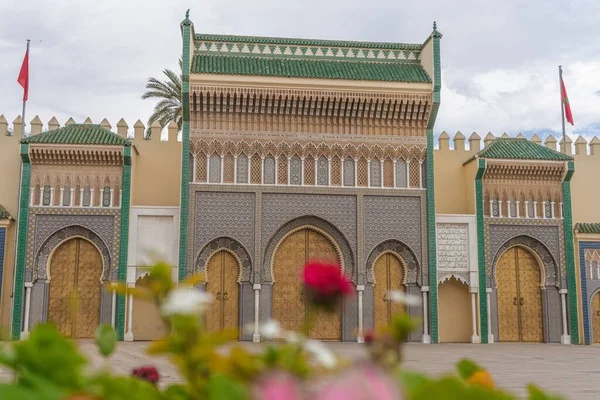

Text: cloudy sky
xmin=1 ymin=0 xmax=599 ymax=146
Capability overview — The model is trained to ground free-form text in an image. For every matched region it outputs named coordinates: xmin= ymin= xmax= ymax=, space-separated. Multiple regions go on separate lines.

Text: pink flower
xmin=315 ymin=364 xmax=400 ymax=400
xmin=303 ymin=262 xmax=353 ymax=311
xmin=131 ymin=365 xmax=160 ymax=385
xmin=253 ymin=372 xmax=303 ymax=400
xmin=363 ymin=331 xmax=375 ymax=344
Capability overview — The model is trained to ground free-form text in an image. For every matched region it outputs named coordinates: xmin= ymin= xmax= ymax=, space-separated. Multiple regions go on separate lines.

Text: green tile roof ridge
xmin=191 ymin=54 xmax=432 ymax=83
xmin=575 ymin=223 xmax=600 ymax=234
xmin=195 ymin=33 xmax=422 ymax=50
xmin=0 ymin=204 xmax=12 ymax=220
xmin=464 ymin=138 xmax=572 ymax=164
xmin=21 ymin=124 xmax=129 ymax=146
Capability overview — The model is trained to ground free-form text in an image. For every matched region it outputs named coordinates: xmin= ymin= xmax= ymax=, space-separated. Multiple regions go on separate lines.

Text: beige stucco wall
xmin=131 ymin=127 xmax=181 ymax=207
xmin=0 ymin=125 xmax=22 ymax=338
xmin=570 ymin=153 xmax=600 ymax=226
xmin=438 ymin=277 xmax=472 ymax=342
xmin=433 ymin=136 xmax=478 ymax=215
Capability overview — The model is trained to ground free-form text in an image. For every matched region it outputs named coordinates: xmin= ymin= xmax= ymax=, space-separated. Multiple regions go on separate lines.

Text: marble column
xmin=422 ymin=286 xmax=431 ymax=343
xmin=559 ymin=289 xmax=571 ymax=344
xmin=470 ymin=287 xmax=481 ymax=343
xmin=21 ymin=282 xmax=33 ymax=339
xmin=486 ymin=288 xmax=494 ymax=343
xmin=124 ymin=283 xmax=134 ymax=341
xmin=253 ymin=284 xmax=261 ymax=342
xmin=357 ymin=285 xmax=365 ymax=343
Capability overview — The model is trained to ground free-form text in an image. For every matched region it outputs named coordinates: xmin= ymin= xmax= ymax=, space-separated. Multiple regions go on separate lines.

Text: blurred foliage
xmin=0 ymin=262 xmax=565 ymax=399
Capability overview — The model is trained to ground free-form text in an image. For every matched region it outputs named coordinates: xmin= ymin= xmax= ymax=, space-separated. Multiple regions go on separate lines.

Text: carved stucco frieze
xmin=437 ymin=223 xmax=470 ymax=284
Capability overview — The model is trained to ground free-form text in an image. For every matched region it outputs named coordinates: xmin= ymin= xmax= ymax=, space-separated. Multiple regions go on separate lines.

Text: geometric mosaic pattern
xmin=365 ymin=239 xmax=419 ymax=285
xmin=194 ymin=236 xmax=252 ymax=282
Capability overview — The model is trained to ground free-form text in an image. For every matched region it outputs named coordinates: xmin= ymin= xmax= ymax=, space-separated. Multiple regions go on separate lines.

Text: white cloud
xmin=0 ymin=0 xmax=598 ymax=139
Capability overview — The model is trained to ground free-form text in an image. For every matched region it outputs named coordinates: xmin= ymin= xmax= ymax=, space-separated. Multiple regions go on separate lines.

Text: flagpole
xmin=21 ymin=39 xmax=30 ymax=138
xmin=559 ymin=65 xmax=566 ymax=152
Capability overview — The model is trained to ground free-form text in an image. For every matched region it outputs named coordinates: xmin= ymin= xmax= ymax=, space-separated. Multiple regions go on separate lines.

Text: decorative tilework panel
xmin=343 ymin=158 xmax=355 ymax=186
xmin=196 ymin=153 xmax=207 ymax=182
xmin=209 ymin=153 xmax=221 ymax=183
xmin=250 ymin=155 xmax=262 ymax=184
xmin=487 ymin=223 xmax=563 ymax=287
xmin=43 ymin=186 xmax=51 ymax=206
xmin=263 ymin=156 xmax=275 ymax=184
xmin=236 ymin=154 xmax=248 ymax=183
xmin=363 ymin=196 xmax=423 ymax=269
xmin=261 ymin=193 xmax=357 ymax=265
xmin=290 ymin=156 xmax=302 ymax=185
xmin=195 ymin=237 xmax=253 ymax=282
xmin=194 ymin=192 xmax=255 ymax=266
xmin=383 ymin=158 xmax=394 ymax=188
xmin=317 ymin=156 xmax=329 ymax=186
xmin=223 ymin=153 xmax=235 ymax=183
xmin=370 ymin=159 xmax=381 ymax=187
xmin=395 ymin=160 xmax=407 ymax=188
xmin=365 ymin=240 xmax=419 ymax=284
xmin=102 ymin=187 xmax=110 ymax=207
xmin=304 ymin=156 xmax=315 ymax=185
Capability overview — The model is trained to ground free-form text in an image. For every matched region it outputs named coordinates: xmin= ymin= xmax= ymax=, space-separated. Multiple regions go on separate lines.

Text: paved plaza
xmin=2 ymin=341 xmax=599 ymax=398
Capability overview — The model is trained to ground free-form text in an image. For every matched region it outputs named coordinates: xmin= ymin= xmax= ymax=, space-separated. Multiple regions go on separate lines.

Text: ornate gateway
xmin=496 ymin=247 xmax=543 ymax=342
xmin=47 ymin=238 xmax=103 ymax=338
xmin=272 ymin=228 xmax=342 ymax=340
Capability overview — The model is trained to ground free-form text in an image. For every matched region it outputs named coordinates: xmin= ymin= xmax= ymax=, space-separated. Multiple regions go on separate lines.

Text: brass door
xmin=48 ymin=238 xmax=102 ymax=338
xmin=272 ymin=229 xmax=342 ymax=340
xmin=592 ymin=293 xmax=600 ymax=344
xmin=496 ymin=247 xmax=543 ymax=342
xmin=373 ymin=253 xmax=405 ymax=329
xmin=205 ymin=251 xmax=240 ymax=333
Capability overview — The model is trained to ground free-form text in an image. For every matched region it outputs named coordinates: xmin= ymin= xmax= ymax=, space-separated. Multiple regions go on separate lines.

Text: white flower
xmin=304 ymin=340 xmax=337 ymax=369
xmin=260 ymin=320 xmax=284 ymax=339
xmin=161 ymin=286 xmax=212 ymax=316
xmin=283 ymin=331 xmax=301 ymax=344
xmin=388 ymin=290 xmax=421 ymax=306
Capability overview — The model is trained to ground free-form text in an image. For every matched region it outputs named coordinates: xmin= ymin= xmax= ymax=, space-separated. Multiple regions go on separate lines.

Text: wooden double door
xmin=496 ymin=247 xmax=543 ymax=342
xmin=48 ymin=238 xmax=102 ymax=338
xmin=205 ymin=251 xmax=240 ymax=333
xmin=373 ymin=253 xmax=405 ymax=328
xmin=272 ymin=228 xmax=342 ymax=340
xmin=592 ymin=293 xmax=600 ymax=344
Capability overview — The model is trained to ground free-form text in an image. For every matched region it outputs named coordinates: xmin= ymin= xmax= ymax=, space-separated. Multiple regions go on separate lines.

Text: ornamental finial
xmin=433 ymin=21 xmax=437 ymax=30
xmin=185 ymin=9 xmax=190 ymax=18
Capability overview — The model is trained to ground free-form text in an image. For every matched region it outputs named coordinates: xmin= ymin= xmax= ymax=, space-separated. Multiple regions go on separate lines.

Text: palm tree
xmin=141 ymin=59 xmax=182 ymax=138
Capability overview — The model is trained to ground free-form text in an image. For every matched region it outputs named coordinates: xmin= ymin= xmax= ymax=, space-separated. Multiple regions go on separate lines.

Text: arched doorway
xmin=204 ymin=250 xmax=240 ymax=333
xmin=272 ymin=228 xmax=342 ymax=340
xmin=373 ymin=253 xmax=405 ymax=328
xmin=496 ymin=246 xmax=543 ymax=342
xmin=439 ymin=277 xmax=471 ymax=343
xmin=592 ymin=292 xmax=600 ymax=344
xmin=47 ymin=237 xmax=103 ymax=338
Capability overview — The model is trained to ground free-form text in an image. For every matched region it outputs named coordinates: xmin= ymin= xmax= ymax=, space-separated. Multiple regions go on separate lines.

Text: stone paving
xmin=2 ymin=341 xmax=600 ymax=398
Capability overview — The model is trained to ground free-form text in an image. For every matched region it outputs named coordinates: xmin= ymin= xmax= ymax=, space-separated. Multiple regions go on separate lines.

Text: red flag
xmin=17 ymin=48 xmax=29 ymax=102
xmin=560 ymin=76 xmax=574 ymax=126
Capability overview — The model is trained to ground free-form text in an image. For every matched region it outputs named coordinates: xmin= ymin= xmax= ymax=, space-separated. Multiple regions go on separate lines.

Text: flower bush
xmin=0 ymin=261 xmax=565 ymax=399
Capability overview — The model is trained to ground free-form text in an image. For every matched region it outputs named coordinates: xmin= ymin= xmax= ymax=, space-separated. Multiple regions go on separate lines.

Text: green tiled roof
xmin=575 ymin=223 xmax=600 ymax=234
xmin=0 ymin=204 xmax=12 ymax=220
xmin=195 ymin=34 xmax=422 ymax=51
xmin=465 ymin=138 xmax=573 ymax=164
xmin=191 ymin=54 xmax=431 ymax=83
xmin=21 ymin=124 xmax=129 ymax=146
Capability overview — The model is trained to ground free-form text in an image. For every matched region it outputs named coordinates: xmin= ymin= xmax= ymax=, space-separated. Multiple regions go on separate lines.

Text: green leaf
xmin=206 ymin=374 xmax=249 ymax=400
xmin=527 ymin=384 xmax=565 ymax=400
xmin=457 ymin=359 xmax=481 ymax=380
xmin=95 ymin=324 xmax=117 ymax=358
xmin=0 ymin=384 xmax=40 ymax=400
xmin=164 ymin=384 xmax=192 ymax=400
xmin=397 ymin=370 xmax=430 ymax=396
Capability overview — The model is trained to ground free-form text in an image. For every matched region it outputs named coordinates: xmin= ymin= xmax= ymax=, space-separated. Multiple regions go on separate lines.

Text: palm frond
xmin=142 ymin=62 xmax=183 ymax=138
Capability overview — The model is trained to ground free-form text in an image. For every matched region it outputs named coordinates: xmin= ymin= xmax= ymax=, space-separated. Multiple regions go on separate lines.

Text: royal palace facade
xmin=1 ymin=13 xmax=600 ymax=345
